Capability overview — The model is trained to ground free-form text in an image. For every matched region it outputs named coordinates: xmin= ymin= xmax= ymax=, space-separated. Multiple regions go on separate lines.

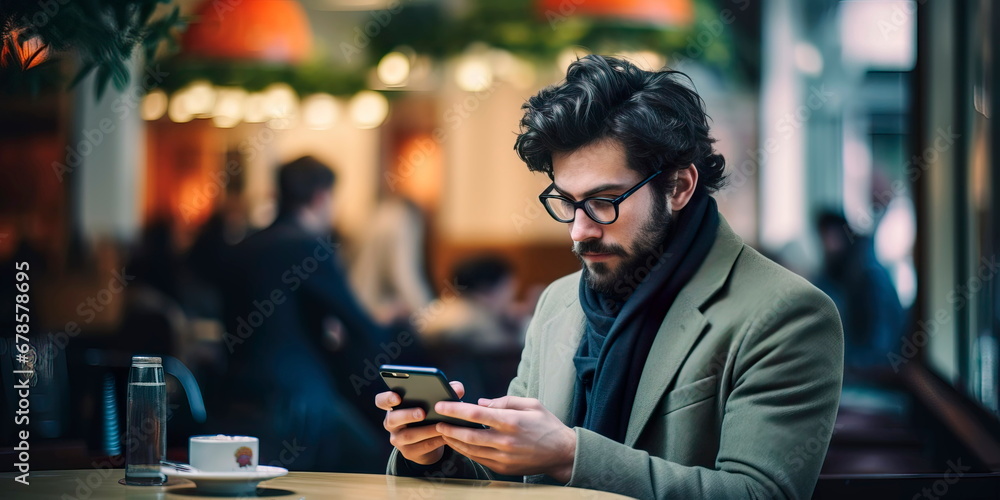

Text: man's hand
xmin=434 ymin=396 xmax=576 ymax=483
xmin=375 ymin=381 xmax=465 ymax=466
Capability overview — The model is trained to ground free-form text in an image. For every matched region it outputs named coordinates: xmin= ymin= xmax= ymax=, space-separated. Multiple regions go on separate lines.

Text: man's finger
xmin=436 ymin=423 xmax=506 ymax=450
xmin=435 ymin=402 xmax=511 ymax=430
xmin=479 ymin=395 xmax=538 ymax=410
xmin=375 ymin=391 xmax=402 ymax=411
xmin=392 ymin=424 xmax=442 ymax=447
xmin=406 ymin=436 xmax=446 ymax=457
xmin=450 ymin=381 xmax=465 ymax=399
xmin=441 ymin=435 xmax=506 ymax=464
xmin=384 ymin=407 xmax=427 ymax=431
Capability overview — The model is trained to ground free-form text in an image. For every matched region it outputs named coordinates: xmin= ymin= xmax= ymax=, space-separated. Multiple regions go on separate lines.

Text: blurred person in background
xmin=350 ymin=195 xmax=434 ymax=324
xmin=186 ymin=159 xmax=250 ymax=321
xmin=377 ymin=55 xmax=844 ymax=499
xmin=421 ymin=255 xmax=531 ymax=399
xmin=218 ymin=156 xmax=391 ymax=472
xmin=814 ymin=210 xmax=904 ymax=377
xmin=128 ymin=217 xmax=182 ymax=303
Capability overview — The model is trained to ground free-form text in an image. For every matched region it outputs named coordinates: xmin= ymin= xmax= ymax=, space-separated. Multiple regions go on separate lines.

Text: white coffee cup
xmin=189 ymin=435 xmax=259 ymax=472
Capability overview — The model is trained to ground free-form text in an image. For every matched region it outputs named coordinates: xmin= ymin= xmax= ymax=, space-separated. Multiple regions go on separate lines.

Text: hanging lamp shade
xmin=181 ymin=0 xmax=313 ymax=63
xmin=537 ymin=0 xmax=694 ymax=27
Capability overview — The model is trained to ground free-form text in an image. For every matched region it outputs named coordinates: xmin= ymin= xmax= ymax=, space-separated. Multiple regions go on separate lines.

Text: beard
xmin=574 ymin=197 xmax=673 ymax=298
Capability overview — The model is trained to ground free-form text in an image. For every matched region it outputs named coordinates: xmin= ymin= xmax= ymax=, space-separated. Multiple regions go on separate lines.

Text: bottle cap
xmin=131 ymin=356 xmax=162 ymax=365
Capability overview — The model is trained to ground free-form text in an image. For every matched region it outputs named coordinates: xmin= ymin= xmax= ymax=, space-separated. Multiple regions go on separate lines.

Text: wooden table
xmin=0 ymin=469 xmax=632 ymax=499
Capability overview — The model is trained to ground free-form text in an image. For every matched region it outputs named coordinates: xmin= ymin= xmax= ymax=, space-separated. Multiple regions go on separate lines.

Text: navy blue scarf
xmin=570 ymin=187 xmax=719 ymax=443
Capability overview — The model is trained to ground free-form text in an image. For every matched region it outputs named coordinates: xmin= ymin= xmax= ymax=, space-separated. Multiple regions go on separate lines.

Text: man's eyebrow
xmin=552 ymin=182 xmax=630 ymax=199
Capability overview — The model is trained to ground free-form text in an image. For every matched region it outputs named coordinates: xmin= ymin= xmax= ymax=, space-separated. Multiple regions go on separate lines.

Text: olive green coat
xmin=389 ymin=217 xmax=844 ymax=499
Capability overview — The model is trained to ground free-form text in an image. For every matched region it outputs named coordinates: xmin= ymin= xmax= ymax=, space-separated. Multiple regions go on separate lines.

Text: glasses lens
xmin=544 ymin=197 xmax=576 ymax=222
xmin=585 ymin=199 xmax=617 ymax=223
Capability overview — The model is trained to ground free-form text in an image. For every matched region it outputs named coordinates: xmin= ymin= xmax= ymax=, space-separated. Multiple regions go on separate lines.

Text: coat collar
xmin=537 ymin=216 xmax=745 ymax=445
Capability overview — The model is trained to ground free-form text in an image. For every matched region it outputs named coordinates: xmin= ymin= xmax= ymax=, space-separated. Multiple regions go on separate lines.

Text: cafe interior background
xmin=1 ymin=0 xmax=999 ymax=495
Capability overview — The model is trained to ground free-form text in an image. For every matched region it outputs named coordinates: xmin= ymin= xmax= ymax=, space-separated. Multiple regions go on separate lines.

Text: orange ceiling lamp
xmin=181 ymin=0 xmax=313 ymax=63
xmin=0 ymin=29 xmax=49 ymax=70
xmin=537 ymin=0 xmax=694 ymax=27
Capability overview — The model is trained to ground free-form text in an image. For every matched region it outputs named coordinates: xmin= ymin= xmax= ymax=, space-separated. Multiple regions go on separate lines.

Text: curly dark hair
xmin=514 ymin=55 xmax=726 ymax=194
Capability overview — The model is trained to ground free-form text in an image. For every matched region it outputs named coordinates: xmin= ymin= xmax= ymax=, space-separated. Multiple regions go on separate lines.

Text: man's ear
xmin=669 ymin=165 xmax=699 ymax=211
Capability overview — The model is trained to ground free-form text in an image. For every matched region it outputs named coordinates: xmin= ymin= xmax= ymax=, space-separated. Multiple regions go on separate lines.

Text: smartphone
xmin=379 ymin=365 xmax=485 ymax=428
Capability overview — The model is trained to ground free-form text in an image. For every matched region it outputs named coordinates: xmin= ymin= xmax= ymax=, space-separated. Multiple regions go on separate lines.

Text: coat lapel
xmin=624 ymin=217 xmax=744 ymax=446
xmin=537 ymin=300 xmax=586 ymax=424
xmin=534 ymin=217 xmax=744 ymax=438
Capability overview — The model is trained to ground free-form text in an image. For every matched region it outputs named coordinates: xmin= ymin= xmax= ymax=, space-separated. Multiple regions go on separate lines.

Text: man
xmin=376 ymin=55 xmax=843 ymax=499
xmin=221 ymin=156 xmax=390 ymax=472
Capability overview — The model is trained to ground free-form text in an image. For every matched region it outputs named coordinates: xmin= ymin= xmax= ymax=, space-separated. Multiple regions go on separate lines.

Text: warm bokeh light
xmin=262 ymin=83 xmax=298 ymax=119
xmin=167 ymin=92 xmax=194 ymax=123
xmin=182 ymin=80 xmax=216 ymax=117
xmin=141 ymin=89 xmax=168 ymax=121
xmin=244 ymin=93 xmax=268 ymax=123
xmin=377 ymin=51 xmax=411 ymax=86
xmin=302 ymin=93 xmax=340 ymax=130
xmin=211 ymin=87 xmax=247 ymax=128
xmin=348 ymin=90 xmax=389 ymax=129
xmin=490 ymin=50 xmax=536 ymax=90
xmin=455 ymin=56 xmax=494 ymax=92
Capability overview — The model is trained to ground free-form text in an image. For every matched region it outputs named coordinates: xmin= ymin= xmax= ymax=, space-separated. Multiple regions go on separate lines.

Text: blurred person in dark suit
xmin=218 ymin=156 xmax=391 ymax=472
xmin=186 ymin=180 xmax=250 ymax=321
xmin=814 ymin=211 xmax=904 ymax=376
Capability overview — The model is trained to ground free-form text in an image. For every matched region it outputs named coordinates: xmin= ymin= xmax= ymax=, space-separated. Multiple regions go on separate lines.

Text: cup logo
xmin=234 ymin=446 xmax=254 ymax=468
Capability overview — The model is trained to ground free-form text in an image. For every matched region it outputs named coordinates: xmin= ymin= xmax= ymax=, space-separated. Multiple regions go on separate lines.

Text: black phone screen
xmin=379 ymin=365 xmax=485 ymax=428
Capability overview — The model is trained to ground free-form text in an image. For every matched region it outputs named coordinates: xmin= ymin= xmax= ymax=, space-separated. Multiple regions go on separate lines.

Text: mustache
xmin=572 ymin=240 xmax=627 ymax=257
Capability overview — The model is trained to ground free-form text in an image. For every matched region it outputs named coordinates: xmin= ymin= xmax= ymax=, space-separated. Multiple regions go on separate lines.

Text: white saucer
xmin=161 ymin=464 xmax=288 ymax=495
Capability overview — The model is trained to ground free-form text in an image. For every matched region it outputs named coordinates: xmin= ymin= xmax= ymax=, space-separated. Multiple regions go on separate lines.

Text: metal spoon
xmin=160 ymin=460 xmax=199 ymax=473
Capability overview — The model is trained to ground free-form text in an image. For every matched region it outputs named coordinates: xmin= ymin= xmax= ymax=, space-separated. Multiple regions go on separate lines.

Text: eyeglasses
xmin=538 ymin=170 xmax=662 ymax=225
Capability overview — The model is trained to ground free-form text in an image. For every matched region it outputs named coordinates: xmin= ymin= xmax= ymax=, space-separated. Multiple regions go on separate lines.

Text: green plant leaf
xmin=69 ymin=60 xmax=98 ymax=89
xmin=94 ymin=63 xmax=111 ymax=100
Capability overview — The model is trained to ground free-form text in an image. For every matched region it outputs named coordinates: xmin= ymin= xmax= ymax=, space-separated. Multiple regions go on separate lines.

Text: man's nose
xmin=569 ymin=208 xmax=603 ymax=242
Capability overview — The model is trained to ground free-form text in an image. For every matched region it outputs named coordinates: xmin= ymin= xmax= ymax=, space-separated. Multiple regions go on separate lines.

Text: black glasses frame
xmin=538 ymin=170 xmax=662 ymax=225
